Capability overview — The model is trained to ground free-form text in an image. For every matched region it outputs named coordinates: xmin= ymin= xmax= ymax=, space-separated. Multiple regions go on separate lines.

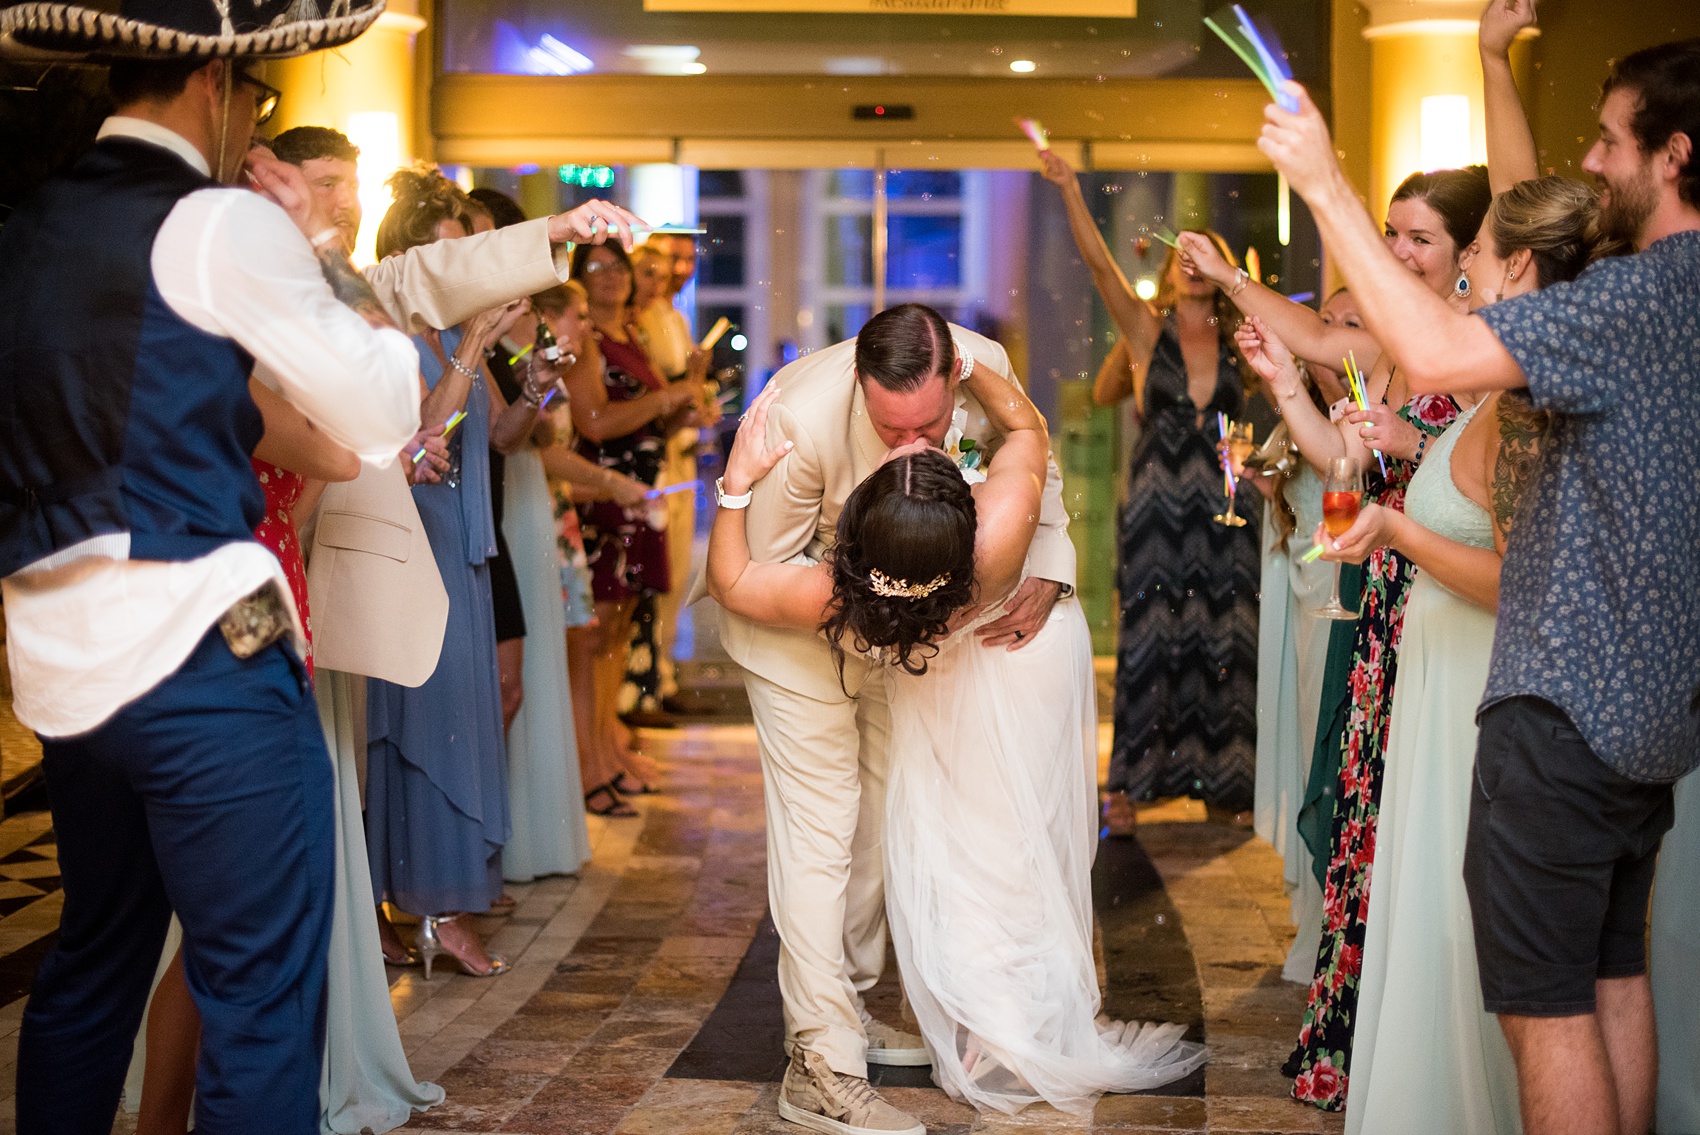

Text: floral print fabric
xmin=251 ymin=457 xmax=311 ymax=679
xmin=1288 ymin=393 xmax=1458 ymax=1110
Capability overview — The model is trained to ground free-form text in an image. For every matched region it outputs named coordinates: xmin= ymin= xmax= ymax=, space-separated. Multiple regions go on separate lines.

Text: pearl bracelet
xmin=448 ymin=356 xmax=479 ymax=381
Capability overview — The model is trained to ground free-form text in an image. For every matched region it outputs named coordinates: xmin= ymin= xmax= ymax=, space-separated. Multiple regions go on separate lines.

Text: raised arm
xmin=962 ymin=360 xmax=1047 ymax=602
xmin=706 ymin=383 xmax=833 ymax=628
xmin=1093 ymin=337 xmax=1136 ymax=408
xmin=1234 ymin=317 xmax=1348 ymax=472
xmin=1479 ymin=0 xmax=1541 ymax=192
xmin=1037 ymin=150 xmax=1164 ymax=367
xmin=1178 ymin=230 xmax=1383 ymax=372
xmin=1259 ymin=85 xmax=1526 ymax=396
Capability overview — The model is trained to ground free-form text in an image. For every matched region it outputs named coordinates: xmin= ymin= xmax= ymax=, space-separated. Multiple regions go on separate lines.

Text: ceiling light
xmin=1009 ymin=59 xmax=1037 ymax=73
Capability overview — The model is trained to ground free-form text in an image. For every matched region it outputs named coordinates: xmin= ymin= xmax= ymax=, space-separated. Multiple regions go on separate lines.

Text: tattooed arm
xmin=314 ymin=240 xmax=400 ymax=332
xmin=1490 ymin=389 xmax=1550 ymax=553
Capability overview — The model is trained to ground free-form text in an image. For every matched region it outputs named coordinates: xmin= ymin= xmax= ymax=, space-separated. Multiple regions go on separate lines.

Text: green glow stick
xmin=1203 ymin=14 xmax=1283 ymax=104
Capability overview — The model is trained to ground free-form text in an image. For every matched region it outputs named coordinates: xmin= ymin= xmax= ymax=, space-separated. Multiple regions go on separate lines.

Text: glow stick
xmin=1301 ymin=542 xmax=1327 ymax=563
xmin=1015 ymin=117 xmax=1050 ymax=151
xmin=410 ymin=410 xmax=469 ymax=464
xmin=635 ymin=225 xmax=708 ymax=235
xmin=508 ymin=342 xmax=533 ymax=366
xmin=1343 ymin=351 xmax=1388 ymax=478
xmin=643 ymin=479 xmax=704 ymax=501
xmin=699 ymin=316 xmax=732 ymax=351
xmin=1152 ymin=226 xmax=1181 ymax=249
xmin=1233 ymin=4 xmax=1299 ymax=111
xmin=1203 ymin=15 xmax=1279 ymax=101
xmin=1217 ymin=412 xmax=1237 ymax=497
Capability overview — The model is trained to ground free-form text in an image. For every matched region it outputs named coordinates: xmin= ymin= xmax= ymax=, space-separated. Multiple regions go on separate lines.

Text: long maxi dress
xmin=1653 ymin=776 xmax=1700 ymax=1134
xmin=1287 ymin=389 xmax=1460 ymax=1110
xmin=501 ymin=439 xmax=593 ymax=881
xmin=1108 ymin=321 xmax=1261 ymax=812
xmin=367 ymin=329 xmax=511 ymax=917
xmin=1251 ymin=435 xmax=1333 ymax=982
xmin=1343 ymin=403 xmax=1521 ymax=1135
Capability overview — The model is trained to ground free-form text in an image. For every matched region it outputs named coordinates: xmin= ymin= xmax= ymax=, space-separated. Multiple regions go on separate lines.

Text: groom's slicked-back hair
xmin=854 ymin=303 xmax=957 ymax=393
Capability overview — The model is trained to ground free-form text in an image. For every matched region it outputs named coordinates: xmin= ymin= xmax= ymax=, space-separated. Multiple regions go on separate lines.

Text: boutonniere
xmin=942 ymin=407 xmax=986 ymax=484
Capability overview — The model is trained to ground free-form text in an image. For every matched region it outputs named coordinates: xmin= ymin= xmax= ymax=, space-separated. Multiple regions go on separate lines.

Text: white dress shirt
xmin=2 ymin=118 xmax=421 ymax=738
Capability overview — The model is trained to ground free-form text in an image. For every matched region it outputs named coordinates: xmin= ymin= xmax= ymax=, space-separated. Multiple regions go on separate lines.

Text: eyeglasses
xmin=236 ymin=72 xmax=282 ymax=127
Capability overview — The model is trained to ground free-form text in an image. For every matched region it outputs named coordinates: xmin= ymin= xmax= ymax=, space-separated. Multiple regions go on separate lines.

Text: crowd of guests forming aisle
xmin=2 ymin=0 xmax=1700 ymax=1132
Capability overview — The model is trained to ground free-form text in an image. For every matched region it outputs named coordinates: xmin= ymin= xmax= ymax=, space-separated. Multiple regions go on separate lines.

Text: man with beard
xmin=1254 ymin=30 xmax=1700 ymax=1135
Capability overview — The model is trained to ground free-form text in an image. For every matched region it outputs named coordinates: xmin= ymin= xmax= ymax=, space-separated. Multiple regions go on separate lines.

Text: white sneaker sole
xmin=777 ymin=1098 xmax=925 ymax=1135
xmin=865 ymin=1044 xmax=933 ymax=1067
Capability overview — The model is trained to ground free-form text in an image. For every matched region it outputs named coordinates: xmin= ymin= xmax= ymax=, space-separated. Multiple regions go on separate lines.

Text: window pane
xmin=696 ymin=303 xmax=746 ymax=372
xmin=829 ymin=170 xmax=875 ymax=200
xmin=698 ymin=170 xmax=744 ymax=199
xmin=826 ymin=304 xmax=873 ymax=345
xmin=888 ymin=215 xmax=961 ymax=289
xmin=699 ymin=214 xmax=746 ymax=287
xmin=826 ymin=214 xmax=873 ymax=287
xmin=886 ymin=171 xmax=961 ymax=200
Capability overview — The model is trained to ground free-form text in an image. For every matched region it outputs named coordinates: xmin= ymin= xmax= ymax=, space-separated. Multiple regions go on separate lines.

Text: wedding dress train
xmin=882 ymin=594 xmax=1209 ymax=1116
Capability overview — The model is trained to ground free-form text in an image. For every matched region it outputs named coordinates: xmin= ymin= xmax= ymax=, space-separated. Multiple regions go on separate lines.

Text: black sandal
xmin=611 ymin=771 xmax=660 ymax=796
xmin=585 ymin=783 xmax=638 ymax=817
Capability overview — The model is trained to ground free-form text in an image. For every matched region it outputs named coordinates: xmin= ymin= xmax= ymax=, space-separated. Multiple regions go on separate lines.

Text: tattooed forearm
xmin=1491 ymin=390 xmax=1549 ymax=542
xmin=316 ymin=246 xmax=399 ymax=332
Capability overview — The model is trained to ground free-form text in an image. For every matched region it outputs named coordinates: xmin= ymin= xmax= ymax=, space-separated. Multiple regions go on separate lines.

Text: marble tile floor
xmin=0 ymin=721 xmax=1341 ymax=1134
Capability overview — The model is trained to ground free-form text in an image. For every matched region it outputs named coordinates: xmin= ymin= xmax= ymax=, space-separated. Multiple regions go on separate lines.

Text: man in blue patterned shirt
xmin=1257 ymin=36 xmax=1700 ymax=1135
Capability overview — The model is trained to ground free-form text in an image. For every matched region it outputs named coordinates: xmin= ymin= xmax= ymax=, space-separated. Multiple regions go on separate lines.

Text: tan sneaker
xmin=859 ymin=1007 xmax=931 ymax=1067
xmin=778 ymin=1050 xmax=925 ymax=1135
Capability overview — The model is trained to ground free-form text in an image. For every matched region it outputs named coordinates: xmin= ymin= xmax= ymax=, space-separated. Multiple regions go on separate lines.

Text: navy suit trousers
xmin=16 ymin=629 xmax=334 ymax=1135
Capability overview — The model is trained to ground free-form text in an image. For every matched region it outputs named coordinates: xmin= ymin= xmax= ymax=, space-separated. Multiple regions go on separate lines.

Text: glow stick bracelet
xmin=643 ymin=479 xmax=703 ymax=500
xmin=1016 ymin=117 xmax=1050 ymax=151
xmin=1233 ymin=4 xmax=1299 ymax=111
xmin=1301 ymin=542 xmax=1328 ymax=563
xmin=410 ymin=410 xmax=468 ymax=464
xmin=699 ymin=316 xmax=732 ymax=351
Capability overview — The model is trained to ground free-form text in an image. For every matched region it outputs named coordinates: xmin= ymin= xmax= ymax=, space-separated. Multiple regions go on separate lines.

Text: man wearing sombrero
xmin=0 ymin=0 xmax=538 ymax=1130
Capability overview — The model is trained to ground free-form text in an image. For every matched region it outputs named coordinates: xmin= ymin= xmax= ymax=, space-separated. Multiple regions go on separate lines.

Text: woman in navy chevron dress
xmin=1040 ymin=149 xmax=1259 ymax=823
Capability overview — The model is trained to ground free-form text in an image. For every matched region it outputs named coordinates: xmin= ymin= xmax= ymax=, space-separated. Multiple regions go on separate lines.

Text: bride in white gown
xmin=708 ymin=369 xmax=1208 ymax=1117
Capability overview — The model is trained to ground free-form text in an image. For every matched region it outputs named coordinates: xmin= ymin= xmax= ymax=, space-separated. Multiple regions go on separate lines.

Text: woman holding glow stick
xmin=1195 ymin=168 xmax=1490 ymax=1109
xmin=364 ymin=168 xmax=557 ymax=979
xmin=1037 ymin=146 xmax=1262 ymax=828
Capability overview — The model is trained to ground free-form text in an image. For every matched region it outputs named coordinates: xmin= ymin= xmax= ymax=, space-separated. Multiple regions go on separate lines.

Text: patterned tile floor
xmin=0 ymin=711 xmax=1343 ymax=1134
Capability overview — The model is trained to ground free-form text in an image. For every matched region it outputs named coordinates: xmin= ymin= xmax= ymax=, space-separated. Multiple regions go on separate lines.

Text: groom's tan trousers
xmin=744 ymin=668 xmax=891 ymax=1080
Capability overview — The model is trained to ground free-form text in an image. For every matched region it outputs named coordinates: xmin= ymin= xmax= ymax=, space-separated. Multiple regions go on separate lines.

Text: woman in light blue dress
xmin=1652 ymin=779 xmax=1700 ymax=1134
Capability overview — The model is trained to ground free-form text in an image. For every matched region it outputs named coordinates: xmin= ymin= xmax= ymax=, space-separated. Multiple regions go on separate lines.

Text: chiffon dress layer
xmin=501 ymin=443 xmax=593 ymax=882
xmin=576 ymin=333 xmax=671 ymax=603
xmin=882 ymin=590 xmax=1209 ymax=1116
xmin=1109 ymin=322 xmax=1261 ymax=812
xmin=1251 ymin=446 xmax=1332 ymax=983
xmin=1343 ymin=404 xmax=1520 ymax=1135
xmin=1653 ymin=775 xmax=1700 ymax=1135
xmin=1288 ymin=392 xmax=1460 ymax=1111
xmin=367 ymin=329 xmax=511 ymax=916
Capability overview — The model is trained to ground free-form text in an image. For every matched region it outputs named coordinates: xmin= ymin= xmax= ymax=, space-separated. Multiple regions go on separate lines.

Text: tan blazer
xmin=306 ymin=218 xmax=568 ymax=685
xmin=707 ymin=324 xmax=1076 ymax=704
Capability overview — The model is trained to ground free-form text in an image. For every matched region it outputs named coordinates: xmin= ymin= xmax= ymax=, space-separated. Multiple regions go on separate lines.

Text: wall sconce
xmin=345 ymin=111 xmax=400 ymax=267
xmin=1420 ymin=94 xmax=1473 ymax=172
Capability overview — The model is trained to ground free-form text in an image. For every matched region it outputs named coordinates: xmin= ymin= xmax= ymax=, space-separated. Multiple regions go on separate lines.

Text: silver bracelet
xmin=448 ymin=355 xmax=479 ymax=381
xmin=1227 ymin=268 xmax=1251 ymax=297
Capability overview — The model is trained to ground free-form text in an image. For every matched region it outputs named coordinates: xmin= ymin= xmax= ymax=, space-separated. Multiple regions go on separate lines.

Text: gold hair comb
xmin=868 ymin=569 xmax=950 ymax=600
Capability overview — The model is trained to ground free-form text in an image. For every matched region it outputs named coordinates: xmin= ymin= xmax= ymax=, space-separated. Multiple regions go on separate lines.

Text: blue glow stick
xmin=1233 ymin=5 xmax=1298 ymax=111
xmin=1203 ymin=15 xmax=1277 ymax=97
xmin=643 ymin=479 xmax=703 ymax=500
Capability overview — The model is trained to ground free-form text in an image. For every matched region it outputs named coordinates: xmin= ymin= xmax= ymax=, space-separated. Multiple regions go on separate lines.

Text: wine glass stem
xmin=1329 ymin=563 xmax=1343 ymax=607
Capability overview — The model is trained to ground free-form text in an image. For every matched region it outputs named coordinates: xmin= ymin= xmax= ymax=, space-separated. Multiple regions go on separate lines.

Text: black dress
xmin=1106 ymin=322 xmax=1260 ymax=812
xmin=484 ymin=349 xmax=527 ymax=645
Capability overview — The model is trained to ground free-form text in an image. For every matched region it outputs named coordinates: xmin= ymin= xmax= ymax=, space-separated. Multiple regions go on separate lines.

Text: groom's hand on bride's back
xmin=976 ymin=577 xmax=1064 ymax=650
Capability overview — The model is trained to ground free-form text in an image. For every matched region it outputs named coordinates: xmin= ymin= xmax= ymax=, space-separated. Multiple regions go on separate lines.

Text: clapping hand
xmin=722 ymin=382 xmax=792 ymax=496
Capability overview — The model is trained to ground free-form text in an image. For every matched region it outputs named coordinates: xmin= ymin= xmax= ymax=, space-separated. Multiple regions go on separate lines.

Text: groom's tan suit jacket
xmin=304 ymin=219 xmax=570 ymax=686
xmin=714 ymin=325 xmax=1077 ymax=704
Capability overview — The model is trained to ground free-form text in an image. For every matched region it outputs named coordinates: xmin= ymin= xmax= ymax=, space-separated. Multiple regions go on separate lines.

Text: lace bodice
xmin=1405 ymin=401 xmax=1493 ymax=551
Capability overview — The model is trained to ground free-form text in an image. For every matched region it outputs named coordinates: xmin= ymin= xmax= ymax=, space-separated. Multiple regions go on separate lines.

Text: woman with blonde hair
xmin=1038 ymin=150 xmax=1261 ymax=832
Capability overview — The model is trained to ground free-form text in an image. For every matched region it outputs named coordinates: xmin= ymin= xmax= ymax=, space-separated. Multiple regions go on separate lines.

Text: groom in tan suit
xmin=720 ymin=304 xmax=1075 ymax=1134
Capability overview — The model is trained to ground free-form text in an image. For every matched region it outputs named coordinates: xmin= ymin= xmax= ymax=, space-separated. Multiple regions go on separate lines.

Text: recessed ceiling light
xmin=1009 ymin=59 xmax=1037 ymax=73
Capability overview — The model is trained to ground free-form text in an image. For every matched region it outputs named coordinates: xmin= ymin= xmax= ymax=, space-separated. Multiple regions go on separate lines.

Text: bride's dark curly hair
xmin=821 ymin=447 xmax=978 ymax=681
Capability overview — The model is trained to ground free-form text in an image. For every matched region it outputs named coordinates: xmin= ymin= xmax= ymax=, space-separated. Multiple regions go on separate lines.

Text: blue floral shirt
xmin=1478 ymin=230 xmax=1700 ymax=783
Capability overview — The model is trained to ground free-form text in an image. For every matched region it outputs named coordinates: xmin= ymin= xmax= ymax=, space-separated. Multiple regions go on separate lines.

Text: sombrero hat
xmin=1 ymin=0 xmax=386 ymax=60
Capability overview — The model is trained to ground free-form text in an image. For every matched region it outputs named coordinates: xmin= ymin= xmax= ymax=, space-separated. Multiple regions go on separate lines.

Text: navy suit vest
xmin=0 ymin=138 xmax=265 ymax=578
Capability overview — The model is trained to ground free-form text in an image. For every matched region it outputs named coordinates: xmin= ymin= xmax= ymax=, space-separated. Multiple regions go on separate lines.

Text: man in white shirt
xmin=0 ymin=3 xmax=425 ymax=1124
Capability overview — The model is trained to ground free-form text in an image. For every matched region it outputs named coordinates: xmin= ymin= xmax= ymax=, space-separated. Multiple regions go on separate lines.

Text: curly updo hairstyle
xmin=821 ymin=447 xmax=978 ymax=680
xmin=375 ymin=164 xmax=473 ymax=259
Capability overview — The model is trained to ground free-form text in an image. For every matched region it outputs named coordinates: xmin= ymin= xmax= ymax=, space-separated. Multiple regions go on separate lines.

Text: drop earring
xmin=1455 ymin=274 xmax=1472 ymax=299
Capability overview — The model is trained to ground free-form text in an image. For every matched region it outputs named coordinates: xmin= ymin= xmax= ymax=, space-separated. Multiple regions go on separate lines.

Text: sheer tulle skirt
xmin=884 ymin=598 xmax=1209 ymax=1115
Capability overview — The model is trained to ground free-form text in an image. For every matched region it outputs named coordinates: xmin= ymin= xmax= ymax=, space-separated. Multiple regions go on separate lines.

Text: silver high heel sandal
xmin=418 ymin=913 xmax=511 ymax=981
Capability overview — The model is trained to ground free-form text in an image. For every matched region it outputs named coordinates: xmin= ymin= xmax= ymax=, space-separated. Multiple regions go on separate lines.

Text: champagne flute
xmin=1213 ymin=419 xmax=1254 ymax=527
xmin=1311 ymin=456 xmax=1363 ymax=620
